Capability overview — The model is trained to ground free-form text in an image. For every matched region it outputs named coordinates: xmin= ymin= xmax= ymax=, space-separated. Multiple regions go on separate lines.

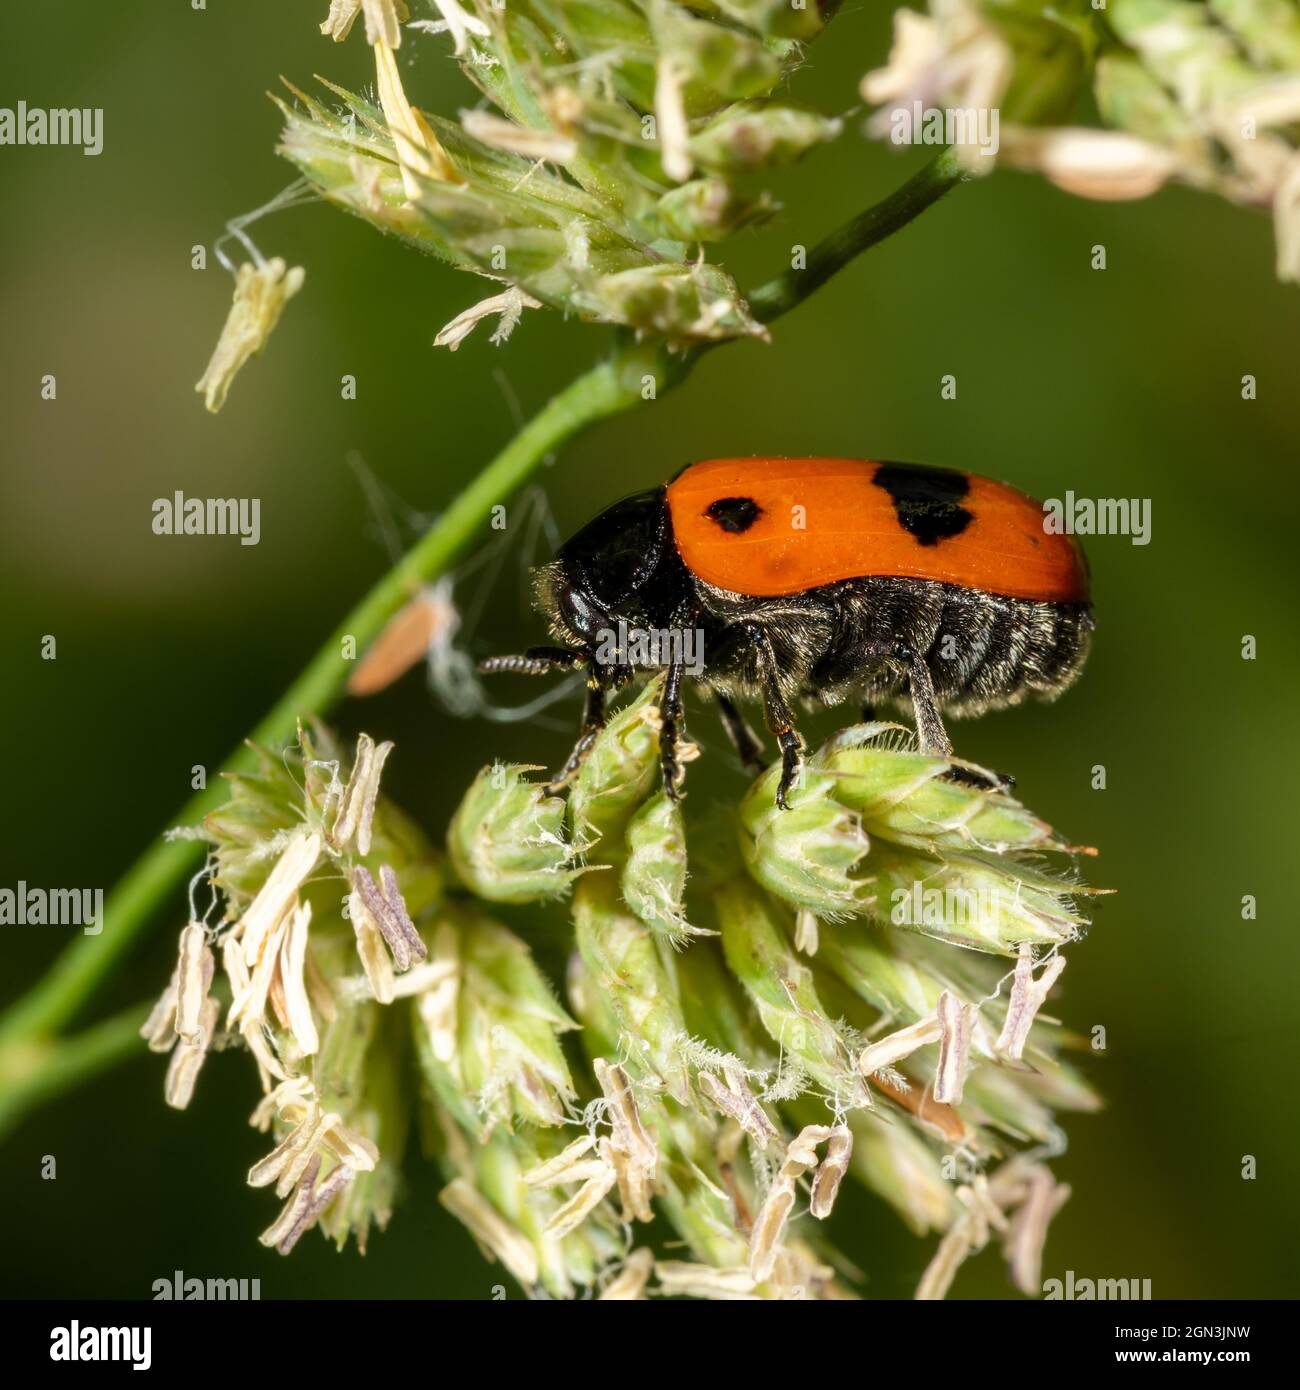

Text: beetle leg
xmin=715 ymin=693 xmax=766 ymax=772
xmin=545 ymin=674 xmax=606 ymax=794
xmin=895 ymin=641 xmax=1010 ymax=789
xmin=659 ymin=654 xmax=687 ymax=800
xmin=944 ymin=762 xmax=1015 ymax=791
xmin=729 ymin=622 xmax=804 ymax=809
xmin=895 ymin=641 xmax=953 ymax=758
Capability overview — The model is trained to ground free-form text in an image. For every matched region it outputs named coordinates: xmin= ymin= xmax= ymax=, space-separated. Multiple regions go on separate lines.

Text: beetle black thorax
xmin=538 ymin=487 xmax=695 ymax=664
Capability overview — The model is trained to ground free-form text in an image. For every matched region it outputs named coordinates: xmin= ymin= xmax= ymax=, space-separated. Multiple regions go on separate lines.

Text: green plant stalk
xmin=0 ymin=348 xmax=649 ymax=1057
xmin=0 ymin=151 xmax=967 ymax=1131
xmin=748 ymin=147 xmax=965 ymax=322
xmin=0 ymin=1003 xmax=149 ymax=1140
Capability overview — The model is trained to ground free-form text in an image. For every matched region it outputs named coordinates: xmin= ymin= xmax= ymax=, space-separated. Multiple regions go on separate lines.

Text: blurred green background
xmin=2 ymin=1 xmax=1297 ymax=1299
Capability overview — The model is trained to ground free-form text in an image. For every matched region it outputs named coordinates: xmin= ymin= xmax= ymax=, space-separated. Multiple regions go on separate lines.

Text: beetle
xmin=480 ymin=457 xmax=1093 ymax=808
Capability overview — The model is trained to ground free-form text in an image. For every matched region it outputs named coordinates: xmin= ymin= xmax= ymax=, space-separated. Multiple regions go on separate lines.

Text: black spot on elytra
xmin=872 ymin=462 xmax=973 ymax=546
xmin=705 ymin=496 xmax=763 ymax=534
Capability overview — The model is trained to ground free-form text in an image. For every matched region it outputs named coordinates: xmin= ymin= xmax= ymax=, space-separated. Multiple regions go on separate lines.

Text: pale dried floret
xmin=767 ymin=1244 xmax=840 ymax=1300
xmin=346 ymin=863 xmax=424 ymax=971
xmin=374 ymin=40 xmax=456 ymax=197
xmin=459 ymin=110 xmax=577 ymax=164
xmin=655 ymin=56 xmax=693 ymax=183
xmin=748 ymin=1172 xmax=798 ymax=1283
xmin=253 ymin=1109 xmax=339 ymax=1198
xmin=933 ymin=988 xmax=976 ymax=1104
xmin=381 ymin=955 xmax=456 ymax=1000
xmin=594 ymin=1059 xmax=659 ymax=1222
xmin=319 ymin=1117 xmax=381 ymax=1172
xmin=434 ymin=287 xmax=543 ymax=351
xmin=1274 ymin=154 xmax=1300 ymax=282
xmin=174 ymin=923 xmax=215 ymax=1042
xmin=655 ymin=1261 xmax=758 ymax=1300
xmin=544 ymin=1165 xmax=618 ymax=1239
xmin=381 ymin=864 xmax=427 ymax=967
xmin=861 ymin=9 xmax=948 ymax=108
xmin=412 ymin=0 xmax=490 ymax=55
xmin=857 ymin=1013 xmax=942 ymax=1075
xmin=277 ymin=900 xmax=319 ymax=1055
xmin=237 ymin=830 xmax=322 ymax=969
xmin=224 ymin=936 xmax=292 ymax=1087
xmin=164 ymin=996 xmax=220 ymax=1110
xmin=809 ymin=1124 xmax=853 ymax=1220
xmin=195 ymin=259 xmax=306 ymax=413
xmin=998 ymin=128 xmax=1178 ymax=200
xmin=250 ymin=1076 xmax=314 ymax=1133
xmin=915 ymin=1156 xmax=1068 ymax=1299
xmin=229 ymin=911 xmax=291 ymax=1031
xmin=594 ymin=1060 xmax=656 ymax=1170
xmin=248 ymin=1092 xmax=377 ymax=1197
xmin=783 ymin=1123 xmax=832 ymax=1174
xmin=523 ymin=1135 xmax=601 ymax=1188
xmin=1002 ymin=1163 xmax=1071 ymax=1295
xmin=349 ymin=878 xmax=397 ymax=1004
xmin=259 ymin=1153 xmax=357 ymax=1255
xmin=915 ymin=1219 xmax=977 ymax=1300
xmin=332 ymin=734 xmax=394 ymax=855
xmin=996 ymin=947 xmax=1067 ymax=1061
xmin=415 ymin=923 xmax=459 ymax=1059
xmin=440 ymin=1177 xmax=539 ymax=1287
xmin=861 ymin=1 xmax=1013 ymax=170
xmin=697 ymin=1067 xmax=778 ymax=1149
xmin=749 ymin=1123 xmax=834 ymax=1280
xmin=915 ymin=1173 xmax=1005 ymax=1298
xmin=140 ymin=969 xmax=179 ymax=1053
xmin=542 ymin=86 xmax=584 ymax=139
xmin=598 ymin=1135 xmax=654 ymax=1224
xmin=599 ymin=1247 xmax=653 ymax=1300
xmin=320 ymin=0 xmax=408 ymax=48
xmin=348 ymin=154 xmax=387 ymax=215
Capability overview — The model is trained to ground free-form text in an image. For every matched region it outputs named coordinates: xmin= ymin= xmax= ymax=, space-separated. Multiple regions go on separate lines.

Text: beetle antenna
xmin=478 ymin=648 xmax=583 ymax=677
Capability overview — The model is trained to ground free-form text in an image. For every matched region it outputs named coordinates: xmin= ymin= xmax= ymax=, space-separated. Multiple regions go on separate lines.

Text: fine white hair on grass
xmin=211 ymin=178 xmax=316 ymax=276
xmin=345 ymin=453 xmax=580 ymax=723
xmin=186 ymin=853 xmax=222 ymax=930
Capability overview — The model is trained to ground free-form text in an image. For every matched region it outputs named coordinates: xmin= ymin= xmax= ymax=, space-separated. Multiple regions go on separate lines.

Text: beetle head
xmin=535 ymin=487 xmax=691 ymax=668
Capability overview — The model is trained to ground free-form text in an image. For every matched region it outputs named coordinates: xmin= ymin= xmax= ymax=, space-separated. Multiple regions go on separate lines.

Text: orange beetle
xmin=482 ymin=458 xmax=1093 ymax=806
